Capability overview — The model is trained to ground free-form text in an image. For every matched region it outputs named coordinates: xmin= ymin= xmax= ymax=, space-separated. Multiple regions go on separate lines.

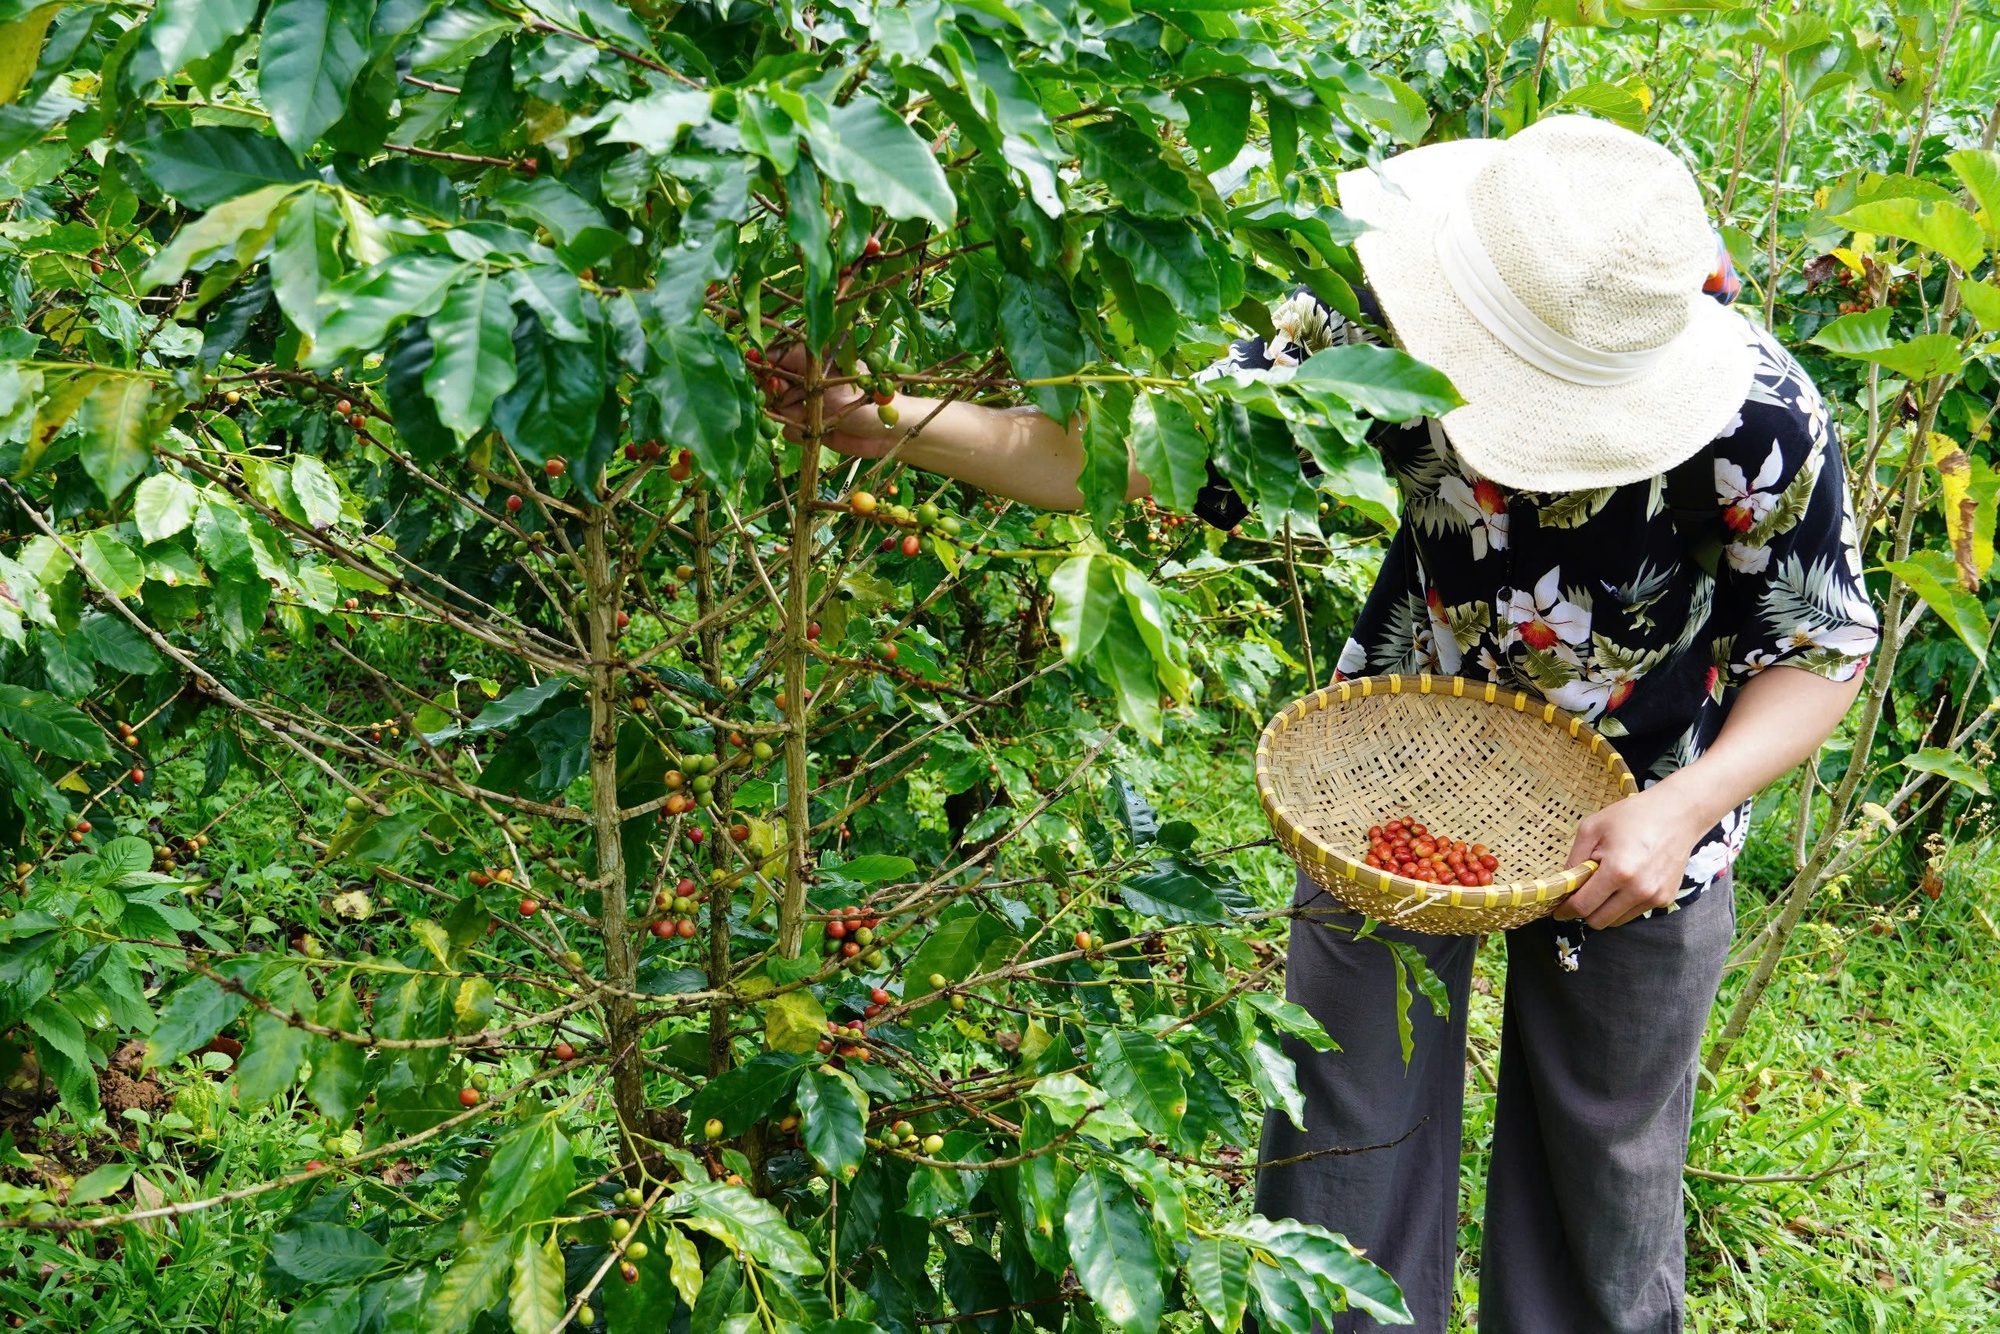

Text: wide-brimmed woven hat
xmin=1335 ymin=115 xmax=1755 ymax=493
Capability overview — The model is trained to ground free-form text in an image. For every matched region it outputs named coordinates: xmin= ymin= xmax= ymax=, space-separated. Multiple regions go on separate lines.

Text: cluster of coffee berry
xmin=1361 ymin=817 xmax=1500 ymax=887
xmin=824 ymin=905 xmax=886 ymax=968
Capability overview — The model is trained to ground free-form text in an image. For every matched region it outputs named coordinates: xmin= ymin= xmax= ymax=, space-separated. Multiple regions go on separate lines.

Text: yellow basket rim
xmin=1253 ymin=672 xmax=1639 ymax=914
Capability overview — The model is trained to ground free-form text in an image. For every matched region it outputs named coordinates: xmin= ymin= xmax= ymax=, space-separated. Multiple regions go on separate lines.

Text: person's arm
xmin=803 ymin=385 xmax=1153 ymax=511
xmin=1554 ymin=665 xmax=1861 ymax=929
xmin=765 ymin=290 xmax=1350 ymax=511
xmin=766 ymin=354 xmax=1151 ymax=510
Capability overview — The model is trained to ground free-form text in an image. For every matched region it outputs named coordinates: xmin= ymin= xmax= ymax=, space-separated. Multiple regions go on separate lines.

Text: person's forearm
xmin=875 ymin=394 xmax=1152 ymax=511
xmin=1648 ymin=665 xmax=1864 ymax=830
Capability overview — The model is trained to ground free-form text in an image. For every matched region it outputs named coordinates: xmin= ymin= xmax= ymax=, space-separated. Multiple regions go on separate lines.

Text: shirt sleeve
xmin=1709 ymin=367 xmax=1879 ymax=687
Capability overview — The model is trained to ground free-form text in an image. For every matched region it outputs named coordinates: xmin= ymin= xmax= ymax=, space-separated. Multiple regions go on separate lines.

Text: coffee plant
xmin=0 ymin=0 xmax=1470 ymax=1328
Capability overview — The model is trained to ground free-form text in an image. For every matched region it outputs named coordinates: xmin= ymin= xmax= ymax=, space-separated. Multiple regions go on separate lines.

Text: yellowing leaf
xmin=763 ymin=988 xmax=826 ymax=1053
xmin=1927 ymin=433 xmax=1997 ymax=589
xmin=411 ymin=918 xmax=452 ymax=967
xmin=664 ymin=1224 xmax=704 ymax=1308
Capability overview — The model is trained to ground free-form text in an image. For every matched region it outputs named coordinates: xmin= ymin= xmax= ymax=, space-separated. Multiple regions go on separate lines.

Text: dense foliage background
xmin=0 ymin=0 xmax=1994 ymax=1330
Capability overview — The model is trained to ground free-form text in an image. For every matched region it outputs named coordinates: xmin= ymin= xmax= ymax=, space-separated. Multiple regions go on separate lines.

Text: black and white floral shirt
xmin=1202 ymin=289 xmax=1879 ymax=946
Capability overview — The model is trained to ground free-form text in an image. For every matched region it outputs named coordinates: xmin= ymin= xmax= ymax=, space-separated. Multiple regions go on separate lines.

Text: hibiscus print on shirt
xmin=1502 ymin=567 xmax=1590 ymax=651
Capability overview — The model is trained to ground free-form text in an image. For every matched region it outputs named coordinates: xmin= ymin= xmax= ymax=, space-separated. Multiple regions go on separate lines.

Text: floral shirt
xmin=1203 ymin=279 xmax=1879 ymax=951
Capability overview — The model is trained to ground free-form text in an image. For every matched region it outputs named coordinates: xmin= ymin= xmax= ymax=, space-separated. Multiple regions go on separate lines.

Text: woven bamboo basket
xmin=1255 ymin=673 xmax=1639 ymax=934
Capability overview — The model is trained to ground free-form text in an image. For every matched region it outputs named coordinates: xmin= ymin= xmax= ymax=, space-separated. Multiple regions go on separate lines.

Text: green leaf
xmin=79 ymin=531 xmax=144 ymax=599
xmin=1088 ymin=1029 xmax=1185 ymax=1140
xmin=643 ymin=314 xmax=757 ymax=485
xmin=1049 ymin=554 xmax=1119 ymax=662
xmin=1885 ymin=550 xmax=1993 ymax=665
xmin=1080 ymin=382 xmax=1134 ymax=538
xmin=668 ymin=1180 xmax=824 ymax=1275
xmin=1387 ymin=948 xmax=1415 ymax=1067
xmin=309 ymin=253 xmax=467 ymax=367
xmin=1946 ymin=148 xmax=2000 ymax=233
xmin=1807 ymin=306 xmax=1893 ymax=356
xmin=509 ymin=1231 xmax=564 ymax=1334
xmin=0 ymin=5 xmax=58 ymax=106
xmin=796 ymin=1064 xmax=869 ymax=1183
xmin=133 ymin=471 xmax=200 ymax=542
xmin=306 ymin=979 xmax=367 ymax=1120
xmin=579 ymin=87 xmax=713 ymax=154
xmin=129 ymin=0 xmax=259 ymax=89
xmin=1850 ymin=333 xmax=1963 ymax=384
xmin=1098 ymin=599 xmax=1165 ymax=742
xmin=998 ymin=269 xmax=1085 ymax=423
xmin=268 ymin=1224 xmax=388 ymax=1288
xmin=1120 ymin=857 xmax=1234 ymax=924
xmin=1064 ymin=1169 xmax=1164 ymax=1334
xmin=270 ymin=189 xmax=346 ymax=336
xmin=0 ymin=684 xmax=109 ymax=759
xmin=76 ymin=375 xmax=154 ymax=503
xmin=1244 ymin=1252 xmax=1315 ymax=1334
xmin=1188 ymin=1237 xmax=1253 ymax=1334
xmin=898 ymin=902 xmax=1000 ymax=1020
xmin=491 ymin=177 xmax=613 ymax=249
xmin=1074 ymin=117 xmax=1198 ymax=218
xmin=1210 ymin=399 xmax=1316 ymax=532
xmin=1900 ymin=746 xmax=1991 ymax=796
xmin=1180 ymin=80 xmax=1252 ymax=173
xmin=1959 ymin=279 xmax=2000 ymax=334
xmin=146 ymin=975 xmax=248 ymax=1065
xmin=290 ymin=456 xmax=343 ymax=528
xmin=1245 ymin=1028 xmax=1305 ymax=1129
xmin=408 ymin=5 xmax=515 ymax=71
xmin=1383 ymin=938 xmax=1451 ymax=1023
xmin=1130 ymin=393 xmax=1209 ymax=512
xmin=425 ymin=270 xmax=518 ymax=441
xmin=26 ymin=1001 xmax=97 ymax=1119
xmin=259 ymin=0 xmax=373 ymax=154
xmin=141 ymin=182 xmax=305 ymax=288
xmin=80 ymin=613 xmax=162 ymax=676
xmin=235 ymin=966 xmax=316 ymax=1107
xmin=1288 ymin=344 xmax=1463 ymax=422
xmin=480 ymin=1115 xmax=573 ymax=1229
xmin=126 ymin=126 xmax=311 ymax=208
xmin=1243 ymin=993 xmax=1339 ymax=1051
xmin=1098 ymin=215 xmax=1220 ymax=319
xmin=492 ymin=314 xmax=604 ymax=469
xmin=827 ymin=854 xmax=916 ymax=883
xmin=69 ymin=1162 xmax=134 ymax=1205
xmin=685 ymin=1052 xmax=808 ymax=1138
xmin=1226 ymin=1215 xmax=1409 ymax=1326
xmin=1549 ymin=80 xmax=1647 ymax=129
xmin=194 ymin=496 xmax=257 ymax=582
xmin=810 ymin=94 xmax=955 ymax=230
xmin=1832 ymin=196 xmax=1987 ymax=271
xmin=424 ymin=1232 xmax=513 ymax=1334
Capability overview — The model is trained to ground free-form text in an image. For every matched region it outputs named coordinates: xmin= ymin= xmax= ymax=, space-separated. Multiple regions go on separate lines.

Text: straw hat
xmin=1335 ymin=116 xmax=1755 ymax=493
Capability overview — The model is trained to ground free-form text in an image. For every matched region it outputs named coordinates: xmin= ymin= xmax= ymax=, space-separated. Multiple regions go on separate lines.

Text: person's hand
xmin=762 ymin=345 xmax=910 ymax=460
xmin=1554 ymin=782 xmax=1712 ymax=929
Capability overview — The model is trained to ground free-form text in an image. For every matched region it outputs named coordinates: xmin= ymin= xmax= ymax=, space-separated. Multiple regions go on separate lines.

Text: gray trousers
xmin=1252 ymin=878 xmax=1734 ymax=1334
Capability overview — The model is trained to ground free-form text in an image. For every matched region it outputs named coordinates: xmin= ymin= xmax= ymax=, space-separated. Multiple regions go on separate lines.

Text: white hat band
xmin=1435 ymin=204 xmax=1671 ymax=388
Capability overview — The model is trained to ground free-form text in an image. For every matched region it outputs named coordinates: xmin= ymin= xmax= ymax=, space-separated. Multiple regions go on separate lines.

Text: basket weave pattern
xmin=1255 ymin=673 xmax=1639 ymax=934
